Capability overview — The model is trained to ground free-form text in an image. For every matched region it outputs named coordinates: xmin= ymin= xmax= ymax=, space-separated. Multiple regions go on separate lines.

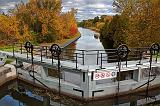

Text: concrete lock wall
xmin=10 ymin=59 xmax=160 ymax=99
xmin=1 ymin=50 xmax=160 ymax=99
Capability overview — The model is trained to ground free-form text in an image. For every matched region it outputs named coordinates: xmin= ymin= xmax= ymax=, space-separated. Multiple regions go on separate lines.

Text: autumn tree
xmin=0 ymin=14 xmax=23 ymax=44
xmin=62 ymin=8 xmax=78 ymax=38
xmin=114 ymin=0 xmax=160 ymax=47
xmin=12 ymin=0 xmax=78 ymax=43
xmin=99 ymin=14 xmax=128 ymax=48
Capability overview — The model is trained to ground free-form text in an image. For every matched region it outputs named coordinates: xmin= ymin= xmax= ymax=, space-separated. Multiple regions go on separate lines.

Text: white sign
xmin=93 ymin=70 xmax=117 ymax=80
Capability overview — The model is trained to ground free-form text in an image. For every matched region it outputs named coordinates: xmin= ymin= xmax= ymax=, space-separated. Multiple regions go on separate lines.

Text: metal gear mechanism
xmin=24 ymin=41 xmax=33 ymax=53
xmin=117 ymin=44 xmax=130 ymax=60
xmin=150 ymin=43 xmax=160 ymax=55
xmin=49 ymin=44 xmax=61 ymax=57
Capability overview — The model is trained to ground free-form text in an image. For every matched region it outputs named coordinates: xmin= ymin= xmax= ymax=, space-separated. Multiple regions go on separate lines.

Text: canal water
xmin=1 ymin=79 xmax=160 ymax=106
xmin=63 ymin=28 xmax=107 ymax=65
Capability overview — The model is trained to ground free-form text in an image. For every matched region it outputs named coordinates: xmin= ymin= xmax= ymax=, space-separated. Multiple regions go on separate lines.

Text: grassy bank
xmin=0 ymin=32 xmax=81 ymax=52
xmin=0 ymin=32 xmax=81 ymax=64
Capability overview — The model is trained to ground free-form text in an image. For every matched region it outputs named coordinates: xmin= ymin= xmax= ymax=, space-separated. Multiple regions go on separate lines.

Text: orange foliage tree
xmin=14 ymin=0 xmax=78 ymax=43
xmin=0 ymin=0 xmax=78 ymax=45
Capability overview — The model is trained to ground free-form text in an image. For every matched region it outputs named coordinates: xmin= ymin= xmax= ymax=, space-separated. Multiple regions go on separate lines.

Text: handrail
xmin=2 ymin=43 xmax=159 ymax=66
xmin=133 ymin=75 xmax=156 ymax=90
xmin=28 ymin=70 xmax=50 ymax=89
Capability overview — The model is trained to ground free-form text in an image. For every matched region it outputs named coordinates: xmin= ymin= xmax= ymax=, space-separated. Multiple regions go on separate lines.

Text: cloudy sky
xmin=0 ymin=0 xmax=115 ymax=21
xmin=62 ymin=0 xmax=115 ymax=21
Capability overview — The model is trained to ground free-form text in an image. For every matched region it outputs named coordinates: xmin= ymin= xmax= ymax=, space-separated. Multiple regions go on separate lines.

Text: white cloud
xmin=0 ymin=0 xmax=115 ymax=21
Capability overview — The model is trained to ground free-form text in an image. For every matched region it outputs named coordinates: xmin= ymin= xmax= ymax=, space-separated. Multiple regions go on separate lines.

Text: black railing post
xmin=100 ymin=53 xmax=103 ymax=69
xmin=82 ymin=50 xmax=85 ymax=65
xmin=45 ymin=46 xmax=48 ymax=58
xmin=41 ymin=47 xmax=43 ymax=62
xmin=52 ymin=54 xmax=53 ymax=65
xmin=76 ymin=53 xmax=78 ymax=69
xmin=12 ymin=44 xmax=15 ymax=57
xmin=57 ymin=53 xmax=61 ymax=97
xmin=20 ymin=43 xmax=22 ymax=54
xmin=97 ymin=50 xmax=99 ymax=65
xmin=31 ymin=48 xmax=34 ymax=81
xmin=125 ymin=57 xmax=128 ymax=67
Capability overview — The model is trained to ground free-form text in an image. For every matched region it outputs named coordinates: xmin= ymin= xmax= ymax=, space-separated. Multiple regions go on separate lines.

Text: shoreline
xmin=0 ymin=32 xmax=81 ymax=51
xmin=61 ymin=32 xmax=81 ymax=48
xmin=40 ymin=32 xmax=81 ymax=48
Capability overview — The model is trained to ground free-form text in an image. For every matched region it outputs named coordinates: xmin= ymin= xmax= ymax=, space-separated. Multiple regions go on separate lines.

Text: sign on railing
xmin=93 ymin=70 xmax=117 ymax=80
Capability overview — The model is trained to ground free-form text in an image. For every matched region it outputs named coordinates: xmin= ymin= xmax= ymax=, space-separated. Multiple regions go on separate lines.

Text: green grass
xmin=0 ymin=45 xmax=19 ymax=52
xmin=0 ymin=32 xmax=81 ymax=52
xmin=155 ymin=53 xmax=160 ymax=58
xmin=5 ymin=58 xmax=15 ymax=64
xmin=153 ymin=53 xmax=160 ymax=58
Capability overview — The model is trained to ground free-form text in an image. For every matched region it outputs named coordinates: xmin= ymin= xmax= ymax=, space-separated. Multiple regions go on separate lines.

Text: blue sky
xmin=0 ymin=0 xmax=115 ymax=21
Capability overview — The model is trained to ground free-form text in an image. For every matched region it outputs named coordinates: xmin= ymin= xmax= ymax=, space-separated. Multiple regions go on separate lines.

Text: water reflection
xmin=1 ymin=79 xmax=160 ymax=106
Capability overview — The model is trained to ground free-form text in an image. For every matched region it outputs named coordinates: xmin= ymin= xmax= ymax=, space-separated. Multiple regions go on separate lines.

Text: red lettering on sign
xmin=101 ymin=73 xmax=105 ymax=78
xmin=93 ymin=71 xmax=117 ymax=80
xmin=95 ymin=74 xmax=99 ymax=79
xmin=106 ymin=72 xmax=110 ymax=77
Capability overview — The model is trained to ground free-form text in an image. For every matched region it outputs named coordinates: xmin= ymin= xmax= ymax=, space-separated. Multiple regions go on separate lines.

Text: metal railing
xmin=9 ymin=43 xmax=160 ymax=68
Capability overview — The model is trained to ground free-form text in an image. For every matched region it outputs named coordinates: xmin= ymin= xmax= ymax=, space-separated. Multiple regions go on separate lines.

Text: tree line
xmin=111 ymin=0 xmax=160 ymax=48
xmin=79 ymin=0 xmax=160 ymax=48
xmin=0 ymin=0 xmax=78 ymax=46
xmin=78 ymin=15 xmax=112 ymax=32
